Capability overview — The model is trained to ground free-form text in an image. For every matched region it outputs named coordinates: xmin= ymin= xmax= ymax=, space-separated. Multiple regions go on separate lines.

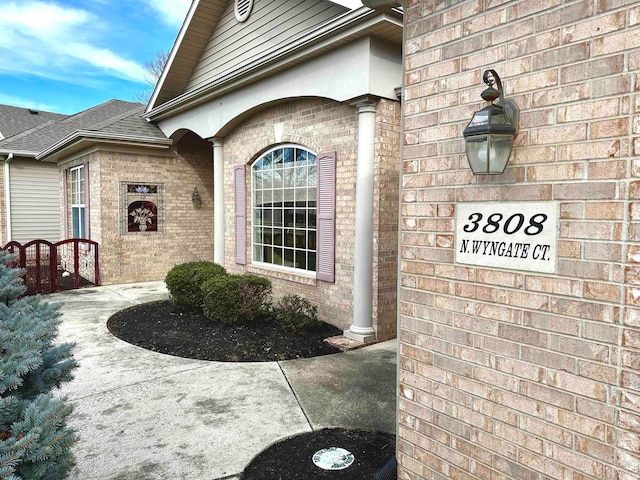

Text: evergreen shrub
xmin=273 ymin=294 xmax=320 ymax=332
xmin=201 ymin=274 xmax=272 ymax=325
xmin=0 ymin=251 xmax=78 ymax=480
xmin=165 ymin=261 xmax=227 ymax=311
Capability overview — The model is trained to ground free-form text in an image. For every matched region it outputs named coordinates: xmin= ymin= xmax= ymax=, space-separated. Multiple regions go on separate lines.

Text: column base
xmin=343 ymin=328 xmax=376 ymax=344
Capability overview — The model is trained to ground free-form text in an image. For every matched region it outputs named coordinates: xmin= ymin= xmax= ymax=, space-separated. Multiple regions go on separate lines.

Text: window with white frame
xmin=251 ymin=146 xmax=317 ymax=272
xmin=70 ymin=165 xmax=86 ymax=238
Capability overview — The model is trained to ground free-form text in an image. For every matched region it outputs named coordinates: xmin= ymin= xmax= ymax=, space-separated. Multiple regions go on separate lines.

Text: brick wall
xmin=400 ymin=1 xmax=639 ymax=479
xmin=375 ymin=98 xmax=402 ymax=340
xmin=64 ymin=133 xmax=214 ymax=285
xmin=224 ymin=97 xmax=400 ymax=337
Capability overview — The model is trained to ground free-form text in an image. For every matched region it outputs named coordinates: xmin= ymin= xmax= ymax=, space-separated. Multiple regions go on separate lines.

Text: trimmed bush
xmin=273 ymin=294 xmax=320 ymax=332
xmin=165 ymin=261 xmax=227 ymax=311
xmin=201 ymin=274 xmax=272 ymax=325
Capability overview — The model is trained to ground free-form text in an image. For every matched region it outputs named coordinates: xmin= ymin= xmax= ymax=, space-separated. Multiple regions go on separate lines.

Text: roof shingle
xmin=0 ymin=104 xmax=67 ymax=140
xmin=0 ymin=99 xmax=168 ymax=156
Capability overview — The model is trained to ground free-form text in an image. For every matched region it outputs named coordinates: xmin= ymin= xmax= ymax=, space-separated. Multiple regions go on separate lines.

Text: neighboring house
xmin=144 ymin=0 xmax=404 ymax=341
xmin=0 ymin=100 xmax=216 ymax=287
xmin=0 ymin=105 xmax=67 ymax=243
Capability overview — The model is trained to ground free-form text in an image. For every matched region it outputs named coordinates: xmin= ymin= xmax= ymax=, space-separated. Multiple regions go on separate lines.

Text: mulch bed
xmin=107 ymin=300 xmax=397 ymax=479
xmin=241 ymin=428 xmax=396 ymax=480
xmin=107 ymin=300 xmax=343 ymax=362
xmin=21 ymin=268 xmax=94 ymax=296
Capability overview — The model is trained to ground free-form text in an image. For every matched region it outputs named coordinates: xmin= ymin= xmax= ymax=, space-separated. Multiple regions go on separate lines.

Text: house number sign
xmin=455 ymin=202 xmax=558 ymax=273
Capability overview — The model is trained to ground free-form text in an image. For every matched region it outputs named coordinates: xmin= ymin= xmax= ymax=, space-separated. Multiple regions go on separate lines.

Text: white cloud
xmin=0 ymin=1 xmax=147 ymax=84
xmin=0 ymin=93 xmax=58 ymax=113
xmin=0 ymin=1 xmax=88 ymax=37
xmin=66 ymin=44 xmax=147 ymax=82
xmin=144 ymin=0 xmax=191 ymax=26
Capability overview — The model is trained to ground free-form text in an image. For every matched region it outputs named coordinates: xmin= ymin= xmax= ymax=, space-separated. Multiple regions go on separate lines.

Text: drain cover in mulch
xmin=313 ymin=447 xmax=355 ymax=470
xmin=241 ymin=428 xmax=395 ymax=480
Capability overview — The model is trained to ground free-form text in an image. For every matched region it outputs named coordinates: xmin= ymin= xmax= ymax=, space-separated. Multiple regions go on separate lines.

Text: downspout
xmin=3 ymin=153 xmax=13 ymax=243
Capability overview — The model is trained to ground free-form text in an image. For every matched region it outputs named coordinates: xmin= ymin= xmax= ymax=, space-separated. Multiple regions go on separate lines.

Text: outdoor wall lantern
xmin=191 ymin=186 xmax=202 ymax=208
xmin=463 ymin=69 xmax=519 ymax=175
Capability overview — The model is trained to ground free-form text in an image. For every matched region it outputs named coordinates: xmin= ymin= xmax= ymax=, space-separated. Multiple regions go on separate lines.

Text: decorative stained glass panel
xmin=127 ymin=200 xmax=158 ymax=232
xmin=127 ymin=184 xmax=158 ymax=194
xmin=119 ymin=182 xmax=164 ymax=234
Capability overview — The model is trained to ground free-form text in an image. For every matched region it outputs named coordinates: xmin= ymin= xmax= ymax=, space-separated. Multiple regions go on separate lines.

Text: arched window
xmin=251 ymin=145 xmax=317 ymax=272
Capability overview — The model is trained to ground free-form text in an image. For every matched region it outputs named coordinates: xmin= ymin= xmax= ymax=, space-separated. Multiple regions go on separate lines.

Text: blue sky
xmin=0 ymin=0 xmax=191 ymax=114
xmin=0 ymin=0 xmax=363 ymax=116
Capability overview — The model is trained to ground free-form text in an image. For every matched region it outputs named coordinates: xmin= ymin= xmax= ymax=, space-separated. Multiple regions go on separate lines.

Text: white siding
xmin=186 ymin=0 xmax=347 ymax=92
xmin=9 ymin=159 xmax=60 ymax=243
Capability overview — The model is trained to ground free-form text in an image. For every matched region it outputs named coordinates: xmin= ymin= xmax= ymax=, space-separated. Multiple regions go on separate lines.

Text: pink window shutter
xmin=316 ymin=152 xmax=336 ymax=282
xmin=234 ymin=165 xmax=247 ymax=265
xmin=63 ymin=169 xmax=69 ymax=238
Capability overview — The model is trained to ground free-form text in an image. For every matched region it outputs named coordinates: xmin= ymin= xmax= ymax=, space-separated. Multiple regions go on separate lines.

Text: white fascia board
xmin=146 ymin=0 xmax=202 ymax=113
xmin=156 ymin=36 xmax=402 ymax=140
xmin=0 ymin=148 xmax=37 ymax=157
xmin=36 ymin=130 xmax=173 ymax=162
xmin=329 ymin=0 xmax=364 ymax=8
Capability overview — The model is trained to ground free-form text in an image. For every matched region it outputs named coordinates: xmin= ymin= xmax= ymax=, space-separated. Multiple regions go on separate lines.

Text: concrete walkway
xmin=51 ymin=282 xmax=397 ymax=480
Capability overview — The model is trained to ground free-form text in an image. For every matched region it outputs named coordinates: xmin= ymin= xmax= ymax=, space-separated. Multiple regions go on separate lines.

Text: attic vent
xmin=234 ymin=0 xmax=253 ymax=22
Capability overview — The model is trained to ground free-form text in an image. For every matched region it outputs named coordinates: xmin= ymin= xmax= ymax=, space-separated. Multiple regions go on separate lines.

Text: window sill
xmin=247 ymin=264 xmax=317 ymax=286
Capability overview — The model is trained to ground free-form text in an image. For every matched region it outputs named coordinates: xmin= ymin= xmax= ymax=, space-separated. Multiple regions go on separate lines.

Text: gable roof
xmin=0 ymin=104 xmax=67 ymax=140
xmin=150 ymin=0 xmax=228 ymax=110
xmin=147 ymin=0 xmax=402 ymax=120
xmin=0 ymin=100 xmax=170 ymax=159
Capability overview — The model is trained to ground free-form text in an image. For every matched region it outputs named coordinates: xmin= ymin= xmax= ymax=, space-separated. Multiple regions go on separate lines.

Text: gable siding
xmin=186 ymin=0 xmax=347 ymax=92
xmin=9 ymin=159 xmax=60 ymax=243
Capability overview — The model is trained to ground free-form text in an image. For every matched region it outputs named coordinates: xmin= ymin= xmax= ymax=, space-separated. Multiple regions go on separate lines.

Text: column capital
xmin=208 ymin=137 xmax=224 ymax=147
xmin=350 ymin=95 xmax=378 ymax=113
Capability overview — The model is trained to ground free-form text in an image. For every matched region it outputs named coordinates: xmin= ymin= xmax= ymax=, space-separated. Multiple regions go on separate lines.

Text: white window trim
xmin=70 ymin=165 xmax=86 ymax=238
xmin=250 ymin=144 xmax=317 ymax=276
xmin=251 ymin=261 xmax=316 ymax=279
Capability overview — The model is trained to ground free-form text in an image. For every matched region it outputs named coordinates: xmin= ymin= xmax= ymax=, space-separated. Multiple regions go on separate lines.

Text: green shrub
xmin=165 ymin=261 xmax=227 ymax=311
xmin=201 ymin=274 xmax=272 ymax=325
xmin=273 ymin=294 xmax=320 ymax=332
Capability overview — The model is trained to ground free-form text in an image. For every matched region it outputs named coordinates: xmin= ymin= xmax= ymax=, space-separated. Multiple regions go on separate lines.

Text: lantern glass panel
xmin=487 ymin=135 xmax=514 ymax=174
xmin=465 ymin=135 xmax=489 ymax=174
xmin=466 ymin=110 xmax=489 ymax=129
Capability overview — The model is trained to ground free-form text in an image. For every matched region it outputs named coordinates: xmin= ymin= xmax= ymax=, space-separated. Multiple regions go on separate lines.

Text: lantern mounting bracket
xmin=482 ymin=69 xmax=519 ymax=135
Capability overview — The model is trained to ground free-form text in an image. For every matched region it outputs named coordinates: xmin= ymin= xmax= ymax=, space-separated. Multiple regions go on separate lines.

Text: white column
xmin=345 ymin=97 xmax=377 ymax=343
xmin=211 ymin=138 xmax=226 ymax=266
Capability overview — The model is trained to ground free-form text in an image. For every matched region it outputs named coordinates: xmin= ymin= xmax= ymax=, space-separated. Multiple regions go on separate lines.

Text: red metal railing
xmin=1 ymin=238 xmax=100 ymax=295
